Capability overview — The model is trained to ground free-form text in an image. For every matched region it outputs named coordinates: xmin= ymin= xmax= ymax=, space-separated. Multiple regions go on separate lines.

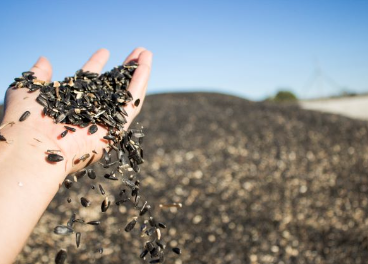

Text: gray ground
xmin=2 ymin=93 xmax=368 ymax=263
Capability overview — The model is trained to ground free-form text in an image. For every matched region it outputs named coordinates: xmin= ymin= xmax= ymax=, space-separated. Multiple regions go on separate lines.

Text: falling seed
xmin=91 ymin=185 xmax=95 ymax=190
xmin=101 ymin=197 xmax=110 ymax=212
xmin=124 ymin=217 xmax=138 ymax=232
xmin=139 ymin=202 xmax=150 ymax=216
xmin=98 ymin=248 xmax=103 ymax=254
xmin=86 ymin=221 xmax=100 ymax=226
xmin=145 ymin=241 xmax=155 ymax=252
xmin=47 ymin=153 xmax=64 ymax=162
xmin=98 ymin=184 xmax=105 ymax=195
xmin=158 ymin=222 xmax=166 ymax=229
xmin=19 ymin=111 xmax=30 ymax=122
xmin=67 ymin=213 xmax=76 ymax=227
xmin=55 ymin=249 xmax=67 ymax=264
xmin=156 ymin=228 xmax=162 ymax=240
xmin=172 ymin=248 xmax=181 ymax=255
xmin=87 ymin=169 xmax=96 ymax=179
xmin=134 ymin=99 xmax=140 ymax=107
xmin=159 ymin=203 xmax=182 ymax=208
xmin=156 ymin=241 xmax=166 ymax=250
xmin=64 ymin=126 xmax=76 ymax=132
xmin=54 ymin=225 xmax=74 ymax=235
xmin=67 ymin=197 xmax=72 ymax=203
xmin=64 ymin=179 xmax=73 ymax=189
xmin=140 ymin=249 xmax=149 ymax=259
xmin=80 ymin=197 xmax=91 ymax=207
xmin=145 ymin=227 xmax=156 ymax=236
xmin=76 ymin=232 xmax=81 ymax=248
xmin=149 ymin=216 xmax=156 ymax=227
xmin=104 ymin=173 xmax=118 ymax=181
xmin=89 ymin=124 xmax=98 ymax=134
xmin=60 ymin=130 xmax=68 ymax=138
xmin=149 ymin=259 xmax=161 ymax=263
xmin=76 ymin=169 xmax=87 ymax=179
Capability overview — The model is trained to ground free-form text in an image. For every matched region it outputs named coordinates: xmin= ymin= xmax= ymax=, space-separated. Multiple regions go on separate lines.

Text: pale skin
xmin=0 ymin=47 xmax=153 ymax=264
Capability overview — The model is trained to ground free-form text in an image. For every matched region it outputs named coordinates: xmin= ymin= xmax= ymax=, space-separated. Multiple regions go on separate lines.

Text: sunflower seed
xmin=140 ymin=249 xmax=149 ymax=259
xmin=64 ymin=126 xmax=76 ymax=132
xmin=134 ymin=99 xmax=140 ymax=107
xmin=47 ymin=153 xmax=64 ymax=162
xmin=80 ymin=197 xmax=90 ymax=207
xmin=172 ymin=247 xmax=181 ymax=255
xmin=19 ymin=111 xmax=30 ymax=122
xmin=79 ymin=153 xmax=90 ymax=162
xmin=139 ymin=201 xmax=150 ymax=216
xmin=76 ymin=232 xmax=81 ymax=248
xmin=67 ymin=197 xmax=72 ymax=203
xmin=67 ymin=213 xmax=76 ymax=227
xmin=64 ymin=179 xmax=73 ymax=189
xmin=0 ymin=134 xmax=6 ymax=141
xmin=101 ymin=197 xmax=110 ymax=213
xmin=88 ymin=124 xmax=98 ymax=134
xmin=98 ymin=184 xmax=105 ymax=195
xmin=98 ymin=248 xmax=103 ymax=254
xmin=55 ymin=249 xmax=67 ymax=264
xmin=124 ymin=217 xmax=138 ymax=232
xmin=61 ymin=130 xmax=68 ymax=138
xmin=158 ymin=222 xmax=166 ymax=229
xmin=87 ymin=169 xmax=97 ymax=179
xmin=54 ymin=225 xmax=74 ymax=235
xmin=86 ymin=221 xmax=100 ymax=226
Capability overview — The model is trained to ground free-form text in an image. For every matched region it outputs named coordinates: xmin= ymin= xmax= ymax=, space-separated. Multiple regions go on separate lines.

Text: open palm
xmin=2 ymin=48 xmax=152 ymax=173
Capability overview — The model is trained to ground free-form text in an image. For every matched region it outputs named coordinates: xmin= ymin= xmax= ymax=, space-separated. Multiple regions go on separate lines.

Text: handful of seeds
xmin=8 ymin=63 xmax=181 ymax=263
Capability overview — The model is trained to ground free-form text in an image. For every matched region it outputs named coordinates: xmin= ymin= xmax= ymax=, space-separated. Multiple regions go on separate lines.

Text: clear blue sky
xmin=0 ymin=0 xmax=367 ymax=102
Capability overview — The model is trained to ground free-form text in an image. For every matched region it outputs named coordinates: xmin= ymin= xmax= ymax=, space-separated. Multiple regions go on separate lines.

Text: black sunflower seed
xmin=139 ymin=202 xmax=150 ymax=216
xmin=134 ymin=99 xmax=140 ymax=107
xmin=101 ymin=197 xmax=110 ymax=213
xmin=158 ymin=222 xmax=166 ymax=229
xmin=80 ymin=197 xmax=90 ymax=207
xmin=124 ymin=217 xmax=138 ymax=232
xmin=104 ymin=173 xmax=118 ymax=181
xmin=19 ymin=111 xmax=30 ymax=122
xmin=67 ymin=213 xmax=76 ymax=227
xmin=64 ymin=179 xmax=73 ymax=189
xmin=98 ymin=184 xmax=105 ymax=195
xmin=149 ymin=216 xmax=156 ymax=227
xmin=98 ymin=248 xmax=103 ymax=254
xmin=140 ymin=249 xmax=148 ymax=259
xmin=47 ymin=153 xmax=64 ymax=162
xmin=60 ymin=130 xmax=68 ymax=138
xmin=145 ymin=241 xmax=155 ymax=252
xmin=88 ymin=124 xmax=98 ymax=134
xmin=67 ymin=197 xmax=72 ymax=203
xmin=149 ymin=259 xmax=161 ymax=263
xmin=87 ymin=169 xmax=96 ymax=179
xmin=64 ymin=126 xmax=76 ymax=132
xmin=76 ymin=232 xmax=81 ymax=248
xmin=156 ymin=241 xmax=166 ymax=250
xmin=86 ymin=221 xmax=100 ymax=226
xmin=172 ymin=247 xmax=181 ymax=255
xmin=0 ymin=134 xmax=6 ymax=141
xmin=55 ymin=249 xmax=67 ymax=264
xmin=54 ymin=225 xmax=74 ymax=235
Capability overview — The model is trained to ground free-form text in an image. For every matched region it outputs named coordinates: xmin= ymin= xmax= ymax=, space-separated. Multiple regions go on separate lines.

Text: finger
xmin=128 ymin=50 xmax=153 ymax=102
xmin=30 ymin=57 xmax=53 ymax=82
xmin=123 ymin=47 xmax=147 ymax=64
xmin=82 ymin=48 xmax=110 ymax=74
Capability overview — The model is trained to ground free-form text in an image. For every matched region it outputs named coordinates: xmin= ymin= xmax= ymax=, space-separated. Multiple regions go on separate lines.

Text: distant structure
xmin=302 ymin=62 xmax=342 ymax=99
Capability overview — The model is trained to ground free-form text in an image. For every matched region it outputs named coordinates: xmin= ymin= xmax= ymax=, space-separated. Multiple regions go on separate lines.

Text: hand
xmin=0 ymin=48 xmax=152 ymax=264
xmin=2 ymin=47 xmax=152 ymax=173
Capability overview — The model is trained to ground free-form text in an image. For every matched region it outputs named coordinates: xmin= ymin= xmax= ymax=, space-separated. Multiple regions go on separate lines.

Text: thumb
xmin=30 ymin=56 xmax=53 ymax=82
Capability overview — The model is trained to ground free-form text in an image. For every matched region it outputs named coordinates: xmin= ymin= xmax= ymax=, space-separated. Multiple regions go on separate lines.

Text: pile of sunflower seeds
xmin=9 ymin=63 xmax=181 ymax=263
